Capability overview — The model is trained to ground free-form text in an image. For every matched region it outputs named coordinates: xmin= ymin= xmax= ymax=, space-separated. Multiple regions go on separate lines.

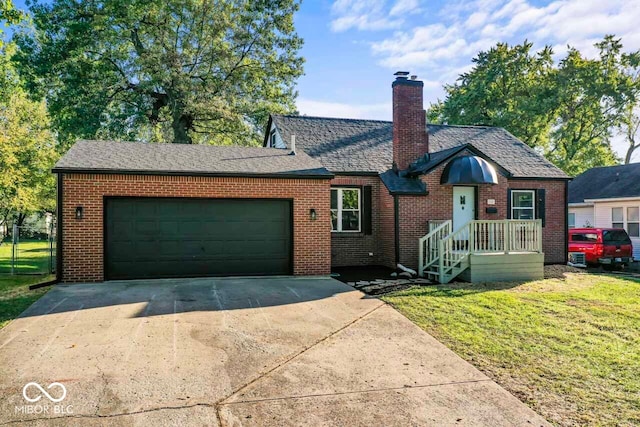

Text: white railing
xmin=419 ymin=219 xmax=543 ymax=282
xmin=419 ymin=220 xmax=451 ymax=276
xmin=470 ymin=219 xmax=542 ymax=254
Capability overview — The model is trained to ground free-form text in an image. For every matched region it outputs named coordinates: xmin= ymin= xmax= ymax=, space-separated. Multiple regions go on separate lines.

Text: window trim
xmin=510 ymin=190 xmax=536 ymax=220
xmin=627 ymin=206 xmax=639 ymax=237
xmin=568 ymin=212 xmax=576 ymax=229
xmin=612 ymin=207 xmax=624 ymax=229
xmin=331 ymin=187 xmax=361 ymax=233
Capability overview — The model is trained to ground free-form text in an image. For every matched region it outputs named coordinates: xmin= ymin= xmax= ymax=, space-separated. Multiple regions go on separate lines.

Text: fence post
xmin=11 ymin=223 xmax=17 ymax=275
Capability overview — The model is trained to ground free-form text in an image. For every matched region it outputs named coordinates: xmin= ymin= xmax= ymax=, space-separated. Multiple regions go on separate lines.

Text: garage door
xmin=105 ymin=198 xmax=292 ymax=280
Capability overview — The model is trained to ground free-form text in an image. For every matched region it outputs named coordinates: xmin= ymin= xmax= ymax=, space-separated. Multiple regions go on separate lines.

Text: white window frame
xmin=612 ymin=207 xmax=624 ymax=229
xmin=627 ymin=206 xmax=639 ymax=237
xmin=568 ymin=212 xmax=576 ymax=228
xmin=511 ymin=190 xmax=535 ymax=220
xmin=331 ymin=188 xmax=361 ymax=233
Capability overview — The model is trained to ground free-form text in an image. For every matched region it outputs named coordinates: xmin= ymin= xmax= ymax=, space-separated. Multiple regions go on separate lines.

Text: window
xmin=331 ymin=188 xmax=361 ymax=232
xmin=269 ymin=130 xmax=276 ymax=148
xmin=571 ymin=233 xmax=598 ymax=242
xmin=603 ymin=229 xmax=631 ymax=244
xmin=568 ymin=213 xmax=576 ymax=228
xmin=511 ymin=190 xmax=535 ymax=220
xmin=628 ymin=207 xmax=639 ymax=237
xmin=612 ymin=207 xmax=624 ymax=229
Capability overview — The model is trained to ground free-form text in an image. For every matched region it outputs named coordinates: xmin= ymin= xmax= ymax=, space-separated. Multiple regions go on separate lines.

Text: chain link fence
xmin=0 ymin=222 xmax=56 ymax=275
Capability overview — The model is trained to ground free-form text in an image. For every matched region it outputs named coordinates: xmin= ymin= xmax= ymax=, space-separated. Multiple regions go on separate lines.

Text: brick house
xmin=54 ymin=72 xmax=569 ymax=283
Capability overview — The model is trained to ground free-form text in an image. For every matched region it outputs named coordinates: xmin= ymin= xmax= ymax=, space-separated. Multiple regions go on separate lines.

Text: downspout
xmin=56 ymin=173 xmax=63 ymax=282
xmin=564 ymin=180 xmax=569 ymax=264
xmin=394 ymin=195 xmax=400 ymax=267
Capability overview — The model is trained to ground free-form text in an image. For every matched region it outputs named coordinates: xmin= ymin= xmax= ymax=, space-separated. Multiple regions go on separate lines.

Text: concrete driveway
xmin=0 ymin=277 xmax=548 ymax=426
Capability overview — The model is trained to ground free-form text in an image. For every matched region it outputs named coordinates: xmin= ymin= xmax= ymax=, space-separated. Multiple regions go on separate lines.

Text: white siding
xmin=569 ymin=206 xmax=594 ymax=228
xmin=592 ymin=199 xmax=640 ymax=259
xmin=267 ymin=122 xmax=287 ymax=149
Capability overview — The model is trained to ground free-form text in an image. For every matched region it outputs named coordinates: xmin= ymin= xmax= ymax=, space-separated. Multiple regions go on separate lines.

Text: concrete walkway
xmin=0 ymin=277 xmax=549 ymax=426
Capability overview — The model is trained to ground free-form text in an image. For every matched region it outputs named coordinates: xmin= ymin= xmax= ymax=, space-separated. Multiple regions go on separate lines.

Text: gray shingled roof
xmin=269 ymin=115 xmax=568 ymax=179
xmin=569 ymin=163 xmax=640 ymax=203
xmin=53 ymin=140 xmax=333 ymax=178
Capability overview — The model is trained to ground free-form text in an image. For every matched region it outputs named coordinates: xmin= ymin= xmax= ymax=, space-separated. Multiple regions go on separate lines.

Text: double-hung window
xmin=331 ymin=188 xmax=361 ymax=232
xmin=627 ymin=207 xmax=639 ymax=237
xmin=612 ymin=207 xmax=624 ymax=229
xmin=568 ymin=213 xmax=576 ymax=228
xmin=510 ymin=190 xmax=535 ymax=220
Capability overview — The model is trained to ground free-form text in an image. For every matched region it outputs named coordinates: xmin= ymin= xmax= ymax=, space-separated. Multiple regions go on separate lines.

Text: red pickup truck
xmin=568 ymin=228 xmax=633 ymax=268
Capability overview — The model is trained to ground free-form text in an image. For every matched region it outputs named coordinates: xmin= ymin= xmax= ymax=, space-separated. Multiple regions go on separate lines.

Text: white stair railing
xmin=419 ymin=219 xmax=543 ymax=283
xmin=418 ymin=220 xmax=451 ymax=277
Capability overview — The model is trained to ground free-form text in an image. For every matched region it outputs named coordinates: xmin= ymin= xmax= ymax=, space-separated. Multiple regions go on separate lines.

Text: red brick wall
xmin=60 ymin=173 xmax=331 ymax=282
xmin=392 ymin=79 xmax=429 ymax=170
xmin=396 ymin=156 xmax=567 ymax=269
xmin=330 ymin=175 xmax=396 ymax=269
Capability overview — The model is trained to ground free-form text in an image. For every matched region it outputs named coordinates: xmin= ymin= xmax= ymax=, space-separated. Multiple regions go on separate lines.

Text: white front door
xmin=453 ymin=186 xmax=476 ymax=231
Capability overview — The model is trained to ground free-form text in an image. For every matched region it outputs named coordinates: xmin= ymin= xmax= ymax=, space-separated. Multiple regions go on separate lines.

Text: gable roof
xmin=268 ymin=115 xmax=569 ymax=179
xmin=569 ymin=163 xmax=640 ymax=203
xmin=53 ymin=140 xmax=333 ymax=179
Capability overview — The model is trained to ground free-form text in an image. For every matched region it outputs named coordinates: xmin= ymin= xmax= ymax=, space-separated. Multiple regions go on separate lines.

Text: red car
xmin=568 ymin=228 xmax=633 ymax=268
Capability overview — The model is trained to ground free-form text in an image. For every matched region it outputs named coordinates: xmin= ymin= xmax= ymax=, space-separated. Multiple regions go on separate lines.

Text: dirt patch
xmin=544 ymin=264 xmax=585 ymax=279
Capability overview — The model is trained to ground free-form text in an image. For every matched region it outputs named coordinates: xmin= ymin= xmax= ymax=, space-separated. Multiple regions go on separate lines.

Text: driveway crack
xmin=0 ymin=402 xmax=219 ymax=425
xmin=217 ymin=301 xmax=385 ymax=406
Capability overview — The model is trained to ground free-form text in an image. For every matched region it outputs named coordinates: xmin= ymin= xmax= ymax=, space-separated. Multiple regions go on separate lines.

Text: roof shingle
xmin=270 ymin=115 xmax=568 ymax=179
xmin=569 ymin=163 xmax=640 ymax=203
xmin=53 ymin=140 xmax=333 ymax=178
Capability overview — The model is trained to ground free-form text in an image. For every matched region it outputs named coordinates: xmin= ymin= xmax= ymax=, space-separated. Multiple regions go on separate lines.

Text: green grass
xmin=382 ymin=273 xmax=640 ymax=426
xmin=0 ymin=240 xmax=53 ymax=274
xmin=0 ymin=274 xmax=53 ymax=329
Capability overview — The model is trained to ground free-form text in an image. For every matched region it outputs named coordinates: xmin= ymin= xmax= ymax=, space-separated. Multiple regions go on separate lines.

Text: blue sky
xmin=8 ymin=0 xmax=640 ymax=159
xmin=295 ymin=0 xmax=640 ymax=160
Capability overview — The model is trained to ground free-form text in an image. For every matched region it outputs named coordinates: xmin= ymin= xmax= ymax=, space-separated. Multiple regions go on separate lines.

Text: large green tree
xmin=429 ymin=36 xmax=640 ymax=175
xmin=0 ymin=44 xmax=57 ymax=229
xmin=15 ymin=0 xmax=304 ymax=146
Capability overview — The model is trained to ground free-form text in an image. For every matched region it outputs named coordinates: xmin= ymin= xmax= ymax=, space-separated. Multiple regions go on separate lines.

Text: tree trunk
xmin=171 ymin=102 xmax=193 ymax=144
xmin=16 ymin=213 xmax=26 ymax=227
xmin=625 ymin=144 xmax=638 ymax=164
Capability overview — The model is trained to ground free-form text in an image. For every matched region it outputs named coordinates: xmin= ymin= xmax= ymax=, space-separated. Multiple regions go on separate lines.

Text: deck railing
xmin=419 ymin=219 xmax=543 ymax=282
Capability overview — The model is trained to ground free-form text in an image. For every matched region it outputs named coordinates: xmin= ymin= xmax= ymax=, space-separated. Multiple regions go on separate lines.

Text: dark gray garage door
xmin=105 ymin=198 xmax=292 ymax=280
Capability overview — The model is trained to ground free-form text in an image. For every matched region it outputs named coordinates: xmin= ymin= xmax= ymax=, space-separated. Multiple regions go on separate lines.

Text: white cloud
xmin=296 ymin=98 xmax=391 ymax=120
xmin=368 ymin=0 xmax=640 ymax=88
xmin=329 ymin=0 xmax=423 ymax=32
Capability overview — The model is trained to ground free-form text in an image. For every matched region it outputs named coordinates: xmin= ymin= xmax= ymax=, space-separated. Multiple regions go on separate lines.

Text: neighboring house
xmin=569 ymin=163 xmax=640 ymax=259
xmin=53 ymin=72 xmax=569 ymax=284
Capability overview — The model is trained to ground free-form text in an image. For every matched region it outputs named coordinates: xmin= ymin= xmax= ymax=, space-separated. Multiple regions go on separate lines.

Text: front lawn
xmin=0 ymin=275 xmax=53 ymax=329
xmin=383 ymin=273 xmax=640 ymax=426
xmin=0 ymin=240 xmax=53 ymax=274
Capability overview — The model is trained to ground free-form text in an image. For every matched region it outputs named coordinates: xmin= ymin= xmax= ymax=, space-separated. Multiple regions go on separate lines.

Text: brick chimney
xmin=392 ymin=71 xmax=429 ymax=170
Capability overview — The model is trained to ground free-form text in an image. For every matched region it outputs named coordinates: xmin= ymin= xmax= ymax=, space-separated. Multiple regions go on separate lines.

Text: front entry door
xmin=453 ymin=186 xmax=476 ymax=232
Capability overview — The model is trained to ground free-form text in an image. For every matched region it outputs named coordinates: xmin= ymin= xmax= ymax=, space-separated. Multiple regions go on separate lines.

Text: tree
xmin=0 ymin=44 xmax=57 ymax=231
xmin=15 ymin=0 xmax=304 ymax=146
xmin=428 ymin=42 xmax=557 ymax=151
xmin=429 ymin=36 xmax=640 ymax=175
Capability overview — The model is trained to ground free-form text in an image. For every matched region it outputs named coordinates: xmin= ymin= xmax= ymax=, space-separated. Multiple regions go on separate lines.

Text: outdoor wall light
xmin=309 ymin=208 xmax=317 ymax=221
xmin=75 ymin=206 xmax=83 ymax=220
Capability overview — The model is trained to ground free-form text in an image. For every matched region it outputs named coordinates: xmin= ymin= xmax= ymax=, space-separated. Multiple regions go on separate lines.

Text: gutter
xmin=55 ymin=172 xmax=63 ymax=283
xmin=51 ymin=168 xmax=335 ymax=180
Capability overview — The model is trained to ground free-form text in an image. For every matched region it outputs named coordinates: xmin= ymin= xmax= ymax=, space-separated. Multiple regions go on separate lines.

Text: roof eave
xmin=51 ymin=167 xmax=335 ymax=180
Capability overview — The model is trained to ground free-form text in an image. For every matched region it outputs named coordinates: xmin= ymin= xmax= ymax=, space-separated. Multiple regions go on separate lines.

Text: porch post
xmin=504 ymin=219 xmax=510 ymax=254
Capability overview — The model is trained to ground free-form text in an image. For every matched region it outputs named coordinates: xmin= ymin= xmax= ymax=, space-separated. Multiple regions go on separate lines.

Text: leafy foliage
xmin=429 ymin=36 xmax=640 ymax=175
xmin=0 ymin=44 xmax=57 ymax=226
xmin=15 ymin=0 xmax=304 ymax=146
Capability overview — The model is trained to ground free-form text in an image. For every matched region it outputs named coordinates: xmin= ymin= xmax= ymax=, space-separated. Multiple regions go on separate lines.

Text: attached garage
xmin=53 ymin=140 xmax=332 ymax=282
xmin=105 ymin=198 xmax=292 ymax=280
